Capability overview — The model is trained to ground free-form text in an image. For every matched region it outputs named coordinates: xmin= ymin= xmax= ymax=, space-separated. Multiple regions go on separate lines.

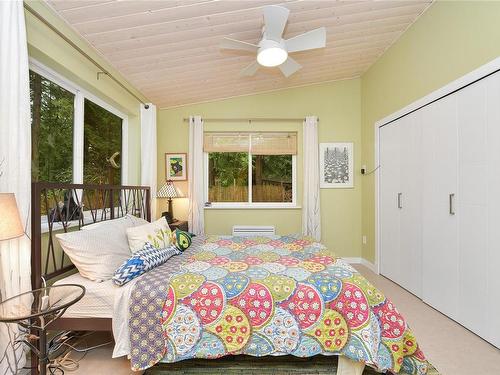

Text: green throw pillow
xmin=169 ymin=229 xmax=195 ymax=252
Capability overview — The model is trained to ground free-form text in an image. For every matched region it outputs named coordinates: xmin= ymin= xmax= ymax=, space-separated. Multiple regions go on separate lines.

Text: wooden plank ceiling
xmin=47 ymin=0 xmax=432 ymax=108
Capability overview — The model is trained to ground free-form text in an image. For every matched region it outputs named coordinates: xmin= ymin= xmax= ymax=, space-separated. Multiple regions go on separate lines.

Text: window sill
xmin=40 ymin=220 xmax=79 ymax=235
xmin=39 ymin=208 xmax=121 ymax=234
xmin=204 ymin=204 xmax=301 ymax=210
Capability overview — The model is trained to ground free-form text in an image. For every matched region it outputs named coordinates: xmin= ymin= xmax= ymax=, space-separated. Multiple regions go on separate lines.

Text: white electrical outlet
xmin=362 ymin=235 xmax=367 ymax=245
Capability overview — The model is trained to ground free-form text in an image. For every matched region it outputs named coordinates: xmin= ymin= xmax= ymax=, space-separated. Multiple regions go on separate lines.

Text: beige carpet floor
xmin=47 ymin=265 xmax=500 ymax=375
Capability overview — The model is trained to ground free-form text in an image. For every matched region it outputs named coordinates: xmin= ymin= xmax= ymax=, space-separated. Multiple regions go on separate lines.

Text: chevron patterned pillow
xmin=112 ymin=242 xmax=180 ymax=286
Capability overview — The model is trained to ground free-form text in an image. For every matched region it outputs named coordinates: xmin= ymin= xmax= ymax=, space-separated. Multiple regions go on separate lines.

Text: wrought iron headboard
xmin=31 ymin=182 xmax=151 ymax=290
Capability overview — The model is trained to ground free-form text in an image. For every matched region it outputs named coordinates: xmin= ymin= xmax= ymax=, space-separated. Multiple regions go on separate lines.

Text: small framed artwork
xmin=165 ymin=153 xmax=187 ymax=181
xmin=319 ymin=142 xmax=354 ymax=188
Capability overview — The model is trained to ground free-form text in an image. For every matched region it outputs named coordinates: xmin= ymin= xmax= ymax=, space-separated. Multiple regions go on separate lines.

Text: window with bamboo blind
xmin=204 ymin=132 xmax=297 ymax=206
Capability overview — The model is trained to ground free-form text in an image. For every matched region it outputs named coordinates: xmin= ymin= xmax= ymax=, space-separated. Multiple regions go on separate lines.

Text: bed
xmin=31 ymin=182 xmax=151 ymax=373
xmin=52 ymin=273 xmax=114 ymax=319
xmin=32 ymin=183 xmax=428 ymax=375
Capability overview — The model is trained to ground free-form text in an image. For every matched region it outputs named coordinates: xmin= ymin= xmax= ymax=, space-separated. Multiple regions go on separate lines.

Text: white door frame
xmin=374 ymin=56 xmax=500 ymax=275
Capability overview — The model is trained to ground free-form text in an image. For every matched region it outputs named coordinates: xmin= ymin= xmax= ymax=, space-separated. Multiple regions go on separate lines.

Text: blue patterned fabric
xmin=113 ymin=243 xmax=180 ymax=286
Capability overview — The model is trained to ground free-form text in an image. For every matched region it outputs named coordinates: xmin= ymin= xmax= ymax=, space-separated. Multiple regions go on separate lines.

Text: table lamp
xmin=157 ymin=180 xmax=182 ymax=223
xmin=0 ymin=193 xmax=24 ymax=241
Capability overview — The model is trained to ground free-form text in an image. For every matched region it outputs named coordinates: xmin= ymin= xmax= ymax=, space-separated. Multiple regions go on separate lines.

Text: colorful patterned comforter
xmin=129 ymin=235 xmax=428 ymax=374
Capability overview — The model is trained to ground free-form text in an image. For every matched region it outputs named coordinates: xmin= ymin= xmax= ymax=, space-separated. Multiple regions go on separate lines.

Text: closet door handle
xmin=449 ymin=193 xmax=455 ymax=215
xmin=397 ymin=193 xmax=403 ymax=209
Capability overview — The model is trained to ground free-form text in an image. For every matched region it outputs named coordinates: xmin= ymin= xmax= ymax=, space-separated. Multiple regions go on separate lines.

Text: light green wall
xmin=25 ymin=1 xmax=148 ymax=184
xmin=29 ymin=0 xmax=500 ymax=263
xmin=158 ymin=79 xmax=362 ymax=258
xmin=361 ymin=1 xmax=500 ymax=262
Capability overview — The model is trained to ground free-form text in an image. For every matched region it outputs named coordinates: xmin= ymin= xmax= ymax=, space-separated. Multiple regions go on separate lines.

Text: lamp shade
xmin=0 ymin=193 xmax=24 ymax=241
xmin=157 ymin=180 xmax=183 ymax=199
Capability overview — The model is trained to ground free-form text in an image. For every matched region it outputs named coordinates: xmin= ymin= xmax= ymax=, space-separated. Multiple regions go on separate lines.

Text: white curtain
xmin=0 ymin=0 xmax=31 ymax=372
xmin=188 ymin=116 xmax=204 ymax=235
xmin=141 ymin=104 xmax=157 ymax=219
xmin=302 ymin=116 xmax=321 ymax=241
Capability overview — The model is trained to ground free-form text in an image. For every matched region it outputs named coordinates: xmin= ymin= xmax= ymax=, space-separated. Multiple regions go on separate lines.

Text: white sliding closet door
xmin=380 ymin=113 xmax=422 ymax=297
xmin=421 ymin=95 xmax=459 ymax=320
xmin=486 ymin=72 xmax=500 ymax=348
xmin=456 ymin=80 xmax=489 ymax=339
xmin=379 ymin=122 xmax=402 ymax=285
xmin=398 ymin=111 xmax=422 ymax=297
xmin=379 ymin=64 xmax=500 ymax=348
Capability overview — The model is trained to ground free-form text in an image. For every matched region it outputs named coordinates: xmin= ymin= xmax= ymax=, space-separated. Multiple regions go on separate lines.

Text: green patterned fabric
xmin=145 ymin=355 xmax=441 ymax=375
xmin=169 ymin=229 xmax=195 ymax=252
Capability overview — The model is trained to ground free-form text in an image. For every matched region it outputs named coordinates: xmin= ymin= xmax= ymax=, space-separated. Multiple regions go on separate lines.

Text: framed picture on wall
xmin=319 ymin=142 xmax=354 ymax=188
xmin=165 ymin=153 xmax=187 ymax=181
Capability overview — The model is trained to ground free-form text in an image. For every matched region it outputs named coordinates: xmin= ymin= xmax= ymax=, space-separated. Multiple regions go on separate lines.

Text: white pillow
xmin=126 ymin=217 xmax=171 ymax=253
xmin=81 ymin=214 xmax=147 ymax=231
xmin=56 ymin=218 xmax=135 ymax=282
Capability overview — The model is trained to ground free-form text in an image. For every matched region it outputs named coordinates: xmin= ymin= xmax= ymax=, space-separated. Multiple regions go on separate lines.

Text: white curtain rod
xmin=182 ymin=117 xmax=317 ymax=123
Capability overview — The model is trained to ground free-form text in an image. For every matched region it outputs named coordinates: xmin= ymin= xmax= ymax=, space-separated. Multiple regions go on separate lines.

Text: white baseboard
xmin=343 ymin=257 xmax=378 ymax=274
xmin=342 ymin=257 xmax=361 ymax=264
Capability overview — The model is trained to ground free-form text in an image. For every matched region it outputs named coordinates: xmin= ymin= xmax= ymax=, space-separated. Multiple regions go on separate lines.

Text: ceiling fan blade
xmin=263 ymin=5 xmax=290 ymax=41
xmin=279 ymin=57 xmax=301 ymax=77
xmin=220 ymin=37 xmax=258 ymax=53
xmin=240 ymin=61 xmax=260 ymax=77
xmin=285 ymin=27 xmax=326 ymax=53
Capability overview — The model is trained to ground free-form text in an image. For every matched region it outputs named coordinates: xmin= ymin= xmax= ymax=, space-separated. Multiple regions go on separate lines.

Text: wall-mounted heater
xmin=232 ymin=225 xmax=276 ymax=237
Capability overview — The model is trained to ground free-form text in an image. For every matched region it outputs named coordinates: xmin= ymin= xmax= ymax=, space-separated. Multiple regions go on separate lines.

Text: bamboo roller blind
xmin=204 ymin=132 xmax=297 ymax=155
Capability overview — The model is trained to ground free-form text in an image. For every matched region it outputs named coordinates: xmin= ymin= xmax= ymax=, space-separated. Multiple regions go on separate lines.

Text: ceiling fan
xmin=220 ymin=5 xmax=326 ymax=77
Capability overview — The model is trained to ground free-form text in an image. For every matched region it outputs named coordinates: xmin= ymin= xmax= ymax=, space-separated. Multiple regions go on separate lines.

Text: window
xmin=252 ymin=155 xmax=293 ymax=202
xmin=30 ymin=70 xmax=74 ymax=182
xmin=205 ymin=132 xmax=297 ymax=207
xmin=208 ymin=152 xmax=249 ymax=202
xmin=84 ymin=99 xmax=122 ymax=185
xmin=29 ymin=61 xmax=128 ymax=186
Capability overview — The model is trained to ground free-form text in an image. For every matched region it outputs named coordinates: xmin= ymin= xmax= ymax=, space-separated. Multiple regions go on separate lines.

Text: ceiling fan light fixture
xmin=220 ymin=5 xmax=327 ymax=77
xmin=257 ymin=39 xmax=287 ymax=67
xmin=257 ymin=47 xmax=287 ymax=67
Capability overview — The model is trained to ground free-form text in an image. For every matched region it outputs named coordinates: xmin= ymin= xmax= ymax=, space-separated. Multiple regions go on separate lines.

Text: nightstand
xmin=169 ymin=220 xmax=188 ymax=231
xmin=0 ymin=284 xmax=85 ymax=375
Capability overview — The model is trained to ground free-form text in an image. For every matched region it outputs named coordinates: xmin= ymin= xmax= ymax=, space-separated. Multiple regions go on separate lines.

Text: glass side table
xmin=0 ymin=284 xmax=85 ymax=375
